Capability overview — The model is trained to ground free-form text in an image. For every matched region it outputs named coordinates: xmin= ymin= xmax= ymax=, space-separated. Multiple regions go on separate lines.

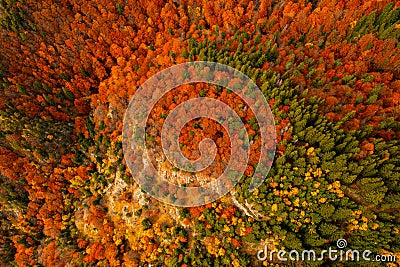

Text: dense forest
xmin=0 ymin=0 xmax=399 ymax=266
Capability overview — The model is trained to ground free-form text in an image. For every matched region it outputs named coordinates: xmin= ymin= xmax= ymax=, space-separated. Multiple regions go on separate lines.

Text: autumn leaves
xmin=122 ymin=62 xmax=276 ymax=207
